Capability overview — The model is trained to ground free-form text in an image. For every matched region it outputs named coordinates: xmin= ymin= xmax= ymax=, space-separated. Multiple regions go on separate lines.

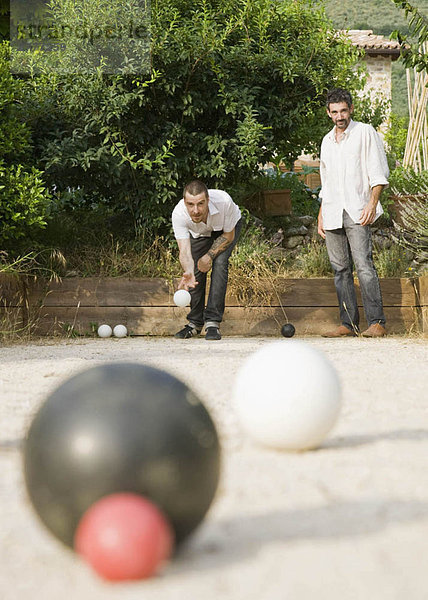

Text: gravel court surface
xmin=1 ymin=335 xmax=428 ymax=600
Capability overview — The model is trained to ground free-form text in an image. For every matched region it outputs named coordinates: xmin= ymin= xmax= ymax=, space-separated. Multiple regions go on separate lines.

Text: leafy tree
xmin=25 ymin=0 xmax=368 ymax=236
xmin=0 ymin=42 xmax=51 ymax=245
xmin=0 ymin=47 xmax=29 ymax=159
xmin=390 ymin=0 xmax=428 ymax=71
xmin=0 ymin=0 xmax=9 ymax=41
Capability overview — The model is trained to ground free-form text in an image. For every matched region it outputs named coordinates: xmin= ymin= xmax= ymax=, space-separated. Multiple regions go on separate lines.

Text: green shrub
xmin=389 ymin=167 xmax=428 ymax=196
xmin=0 ymin=162 xmax=51 ymax=243
xmin=353 ymin=92 xmax=391 ymax=132
xmin=284 ymin=172 xmax=320 ymax=218
xmin=373 ymin=244 xmax=412 ymax=278
xmin=0 ymin=42 xmax=51 ymax=246
xmin=384 ymin=113 xmax=409 ymax=167
xmin=294 ymin=240 xmax=332 ymax=277
xmin=0 ymin=42 xmax=30 ymax=161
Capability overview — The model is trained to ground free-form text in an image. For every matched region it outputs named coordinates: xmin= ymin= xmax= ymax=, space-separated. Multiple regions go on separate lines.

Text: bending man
xmin=172 ymin=180 xmax=242 ymax=340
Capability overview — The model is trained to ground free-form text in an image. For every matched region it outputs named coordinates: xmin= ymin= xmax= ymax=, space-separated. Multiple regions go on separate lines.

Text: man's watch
xmin=207 ymin=250 xmax=215 ymax=260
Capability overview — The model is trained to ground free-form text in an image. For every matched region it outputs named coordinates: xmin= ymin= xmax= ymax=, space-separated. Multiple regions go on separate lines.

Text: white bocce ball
xmin=97 ymin=324 xmax=112 ymax=338
xmin=113 ymin=324 xmax=128 ymax=338
xmin=232 ymin=341 xmax=341 ymax=451
xmin=173 ymin=289 xmax=191 ymax=308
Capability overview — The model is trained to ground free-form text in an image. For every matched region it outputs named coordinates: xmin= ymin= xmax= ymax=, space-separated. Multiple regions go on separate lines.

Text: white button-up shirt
xmin=319 ymin=120 xmax=389 ymax=230
xmin=172 ymin=189 xmax=241 ymax=239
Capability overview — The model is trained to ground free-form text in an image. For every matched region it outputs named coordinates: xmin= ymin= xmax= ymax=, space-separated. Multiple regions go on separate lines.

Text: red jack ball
xmin=75 ymin=493 xmax=174 ymax=581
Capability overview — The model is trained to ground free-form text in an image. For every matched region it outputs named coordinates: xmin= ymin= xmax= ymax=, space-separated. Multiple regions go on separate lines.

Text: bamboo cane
xmin=405 ymin=83 xmax=427 ymax=171
xmin=403 ymin=43 xmax=428 ymax=171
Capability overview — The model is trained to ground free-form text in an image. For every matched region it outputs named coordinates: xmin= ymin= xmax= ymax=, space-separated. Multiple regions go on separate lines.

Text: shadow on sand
xmin=174 ymin=498 xmax=428 ymax=572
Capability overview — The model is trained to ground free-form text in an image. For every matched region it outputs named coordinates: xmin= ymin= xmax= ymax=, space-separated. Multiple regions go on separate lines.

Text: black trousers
xmin=187 ymin=218 xmax=243 ymax=329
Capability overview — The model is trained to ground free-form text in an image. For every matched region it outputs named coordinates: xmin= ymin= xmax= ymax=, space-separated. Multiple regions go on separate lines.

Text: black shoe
xmin=174 ymin=325 xmax=201 ymax=339
xmin=205 ymin=326 xmax=221 ymax=340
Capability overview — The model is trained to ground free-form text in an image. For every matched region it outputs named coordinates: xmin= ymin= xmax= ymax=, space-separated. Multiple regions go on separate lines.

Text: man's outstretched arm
xmin=177 ymin=238 xmax=197 ymax=289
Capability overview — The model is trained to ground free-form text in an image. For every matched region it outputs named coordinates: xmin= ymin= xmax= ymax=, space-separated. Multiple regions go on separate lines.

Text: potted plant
xmin=243 ymin=162 xmax=320 ymax=218
xmin=242 ymin=166 xmax=292 ymax=217
xmin=260 ymin=167 xmax=293 ymax=216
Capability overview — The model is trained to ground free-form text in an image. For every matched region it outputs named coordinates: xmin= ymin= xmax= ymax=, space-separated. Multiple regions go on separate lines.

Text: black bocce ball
xmin=281 ymin=323 xmax=296 ymax=338
xmin=23 ymin=363 xmax=220 ymax=548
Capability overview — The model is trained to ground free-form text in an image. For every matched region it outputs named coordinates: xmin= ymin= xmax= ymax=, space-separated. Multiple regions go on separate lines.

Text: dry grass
xmin=0 ymin=250 xmax=66 ymax=344
xmin=291 ymin=238 xmax=332 ymax=278
xmin=229 ymin=227 xmax=287 ymax=299
xmin=227 ymin=225 xmax=296 ymax=327
xmin=0 ymin=292 xmax=40 ymax=344
xmin=373 ymin=243 xmax=412 ymax=278
xmin=52 ymin=236 xmax=181 ymax=281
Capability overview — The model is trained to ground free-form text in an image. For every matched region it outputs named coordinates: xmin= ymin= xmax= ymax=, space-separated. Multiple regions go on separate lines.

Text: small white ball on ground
xmin=232 ymin=340 xmax=341 ymax=451
xmin=174 ymin=289 xmax=191 ymax=308
xmin=97 ymin=324 xmax=112 ymax=338
xmin=113 ymin=324 xmax=128 ymax=338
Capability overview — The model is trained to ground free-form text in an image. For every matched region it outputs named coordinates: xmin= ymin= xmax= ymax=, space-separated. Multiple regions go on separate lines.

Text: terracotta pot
xmin=262 ymin=189 xmax=292 ymax=216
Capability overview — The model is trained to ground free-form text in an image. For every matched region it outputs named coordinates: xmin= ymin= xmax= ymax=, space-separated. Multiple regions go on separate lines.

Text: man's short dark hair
xmin=326 ymin=89 xmax=353 ymax=109
xmin=183 ymin=180 xmax=208 ymax=198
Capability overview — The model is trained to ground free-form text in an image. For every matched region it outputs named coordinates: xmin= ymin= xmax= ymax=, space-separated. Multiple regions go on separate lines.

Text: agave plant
xmin=391 ymin=169 xmax=428 ymax=263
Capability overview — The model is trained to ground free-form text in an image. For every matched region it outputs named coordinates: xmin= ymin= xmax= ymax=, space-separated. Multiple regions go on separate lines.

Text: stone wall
xmin=356 ymin=55 xmax=393 ymax=138
xmin=362 ymin=55 xmax=393 ymax=103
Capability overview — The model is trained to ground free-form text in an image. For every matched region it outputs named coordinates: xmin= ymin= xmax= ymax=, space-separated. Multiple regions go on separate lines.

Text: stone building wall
xmin=361 ymin=55 xmax=393 ymax=104
xmin=359 ymin=55 xmax=393 ymax=137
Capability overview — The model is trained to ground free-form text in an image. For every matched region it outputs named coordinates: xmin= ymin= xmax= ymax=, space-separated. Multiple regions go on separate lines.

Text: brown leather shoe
xmin=322 ymin=325 xmax=357 ymax=338
xmin=361 ymin=323 xmax=387 ymax=337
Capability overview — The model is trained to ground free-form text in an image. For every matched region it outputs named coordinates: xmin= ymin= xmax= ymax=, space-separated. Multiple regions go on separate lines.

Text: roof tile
xmin=345 ymin=29 xmax=401 ymax=52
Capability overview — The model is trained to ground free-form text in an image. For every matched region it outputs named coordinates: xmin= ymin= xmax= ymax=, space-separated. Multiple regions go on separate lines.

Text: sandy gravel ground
xmin=1 ymin=335 xmax=428 ymax=600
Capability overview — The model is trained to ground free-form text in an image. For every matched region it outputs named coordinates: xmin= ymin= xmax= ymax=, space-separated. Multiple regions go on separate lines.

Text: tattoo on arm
xmin=207 ymin=235 xmax=233 ymax=259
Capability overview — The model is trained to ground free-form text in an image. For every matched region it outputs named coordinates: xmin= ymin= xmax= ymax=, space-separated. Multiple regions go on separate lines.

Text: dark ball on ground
xmin=281 ymin=323 xmax=296 ymax=338
xmin=23 ymin=362 xmax=220 ymax=548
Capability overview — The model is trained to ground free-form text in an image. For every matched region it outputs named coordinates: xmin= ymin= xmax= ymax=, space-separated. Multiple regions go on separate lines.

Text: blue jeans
xmin=324 ymin=211 xmax=385 ymax=330
xmin=187 ymin=218 xmax=243 ymax=329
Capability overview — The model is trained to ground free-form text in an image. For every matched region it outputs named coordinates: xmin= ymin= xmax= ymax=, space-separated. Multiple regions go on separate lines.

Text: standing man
xmin=172 ymin=180 xmax=242 ymax=340
xmin=318 ymin=88 xmax=389 ymax=337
